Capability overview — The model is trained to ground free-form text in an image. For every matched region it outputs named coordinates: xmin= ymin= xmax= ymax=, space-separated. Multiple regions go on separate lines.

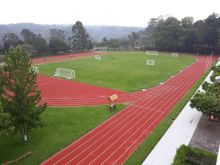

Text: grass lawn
xmin=38 ymin=52 xmax=195 ymax=92
xmin=125 ymin=68 xmax=211 ymax=165
xmin=0 ymin=105 xmax=124 ymax=165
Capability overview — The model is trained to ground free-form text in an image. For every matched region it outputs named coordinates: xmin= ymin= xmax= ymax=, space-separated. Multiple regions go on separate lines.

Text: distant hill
xmin=0 ymin=23 xmax=143 ymax=44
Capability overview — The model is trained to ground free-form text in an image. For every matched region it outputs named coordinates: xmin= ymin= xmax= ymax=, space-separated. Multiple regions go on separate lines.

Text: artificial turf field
xmin=38 ymin=52 xmax=195 ymax=92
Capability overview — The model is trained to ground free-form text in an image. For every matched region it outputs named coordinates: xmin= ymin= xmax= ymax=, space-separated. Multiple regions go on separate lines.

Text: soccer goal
xmin=54 ymin=68 xmax=75 ymax=79
xmin=146 ymin=51 xmax=158 ymax=56
xmin=146 ymin=60 xmax=155 ymax=66
xmin=171 ymin=53 xmax=179 ymax=57
xmin=94 ymin=55 xmax=101 ymax=60
xmin=32 ymin=66 xmax=39 ymax=74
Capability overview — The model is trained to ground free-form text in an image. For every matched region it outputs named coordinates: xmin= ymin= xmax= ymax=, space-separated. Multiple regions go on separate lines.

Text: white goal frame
xmin=146 ymin=60 xmax=155 ymax=66
xmin=54 ymin=68 xmax=75 ymax=79
xmin=94 ymin=55 xmax=101 ymax=60
xmin=146 ymin=51 xmax=158 ymax=56
xmin=32 ymin=66 xmax=39 ymax=74
xmin=171 ymin=53 xmax=179 ymax=57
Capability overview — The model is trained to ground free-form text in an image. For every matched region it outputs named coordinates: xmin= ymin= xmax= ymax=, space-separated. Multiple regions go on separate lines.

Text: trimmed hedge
xmin=172 ymin=145 xmax=217 ymax=165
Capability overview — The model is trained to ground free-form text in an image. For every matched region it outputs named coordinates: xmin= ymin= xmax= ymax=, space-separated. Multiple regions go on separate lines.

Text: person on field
xmin=109 ymin=103 xmax=116 ymax=111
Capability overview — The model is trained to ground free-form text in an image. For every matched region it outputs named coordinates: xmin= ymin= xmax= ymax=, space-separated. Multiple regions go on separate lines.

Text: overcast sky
xmin=1 ymin=0 xmax=219 ymax=27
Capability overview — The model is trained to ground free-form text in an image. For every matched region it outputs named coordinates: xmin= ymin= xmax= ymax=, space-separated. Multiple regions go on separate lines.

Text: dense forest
xmin=99 ymin=13 xmax=220 ymax=54
xmin=0 ymin=13 xmax=220 ymax=55
xmin=144 ymin=13 xmax=220 ymax=54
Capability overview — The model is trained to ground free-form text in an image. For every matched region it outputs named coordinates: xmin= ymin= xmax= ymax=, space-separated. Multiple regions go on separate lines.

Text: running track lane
xmin=41 ymin=56 xmax=215 ymax=165
xmin=32 ymin=51 xmax=104 ymax=65
xmin=38 ymin=75 xmax=126 ymax=100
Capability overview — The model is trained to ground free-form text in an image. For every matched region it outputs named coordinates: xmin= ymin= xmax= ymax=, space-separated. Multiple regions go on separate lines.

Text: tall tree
xmin=154 ymin=17 xmax=181 ymax=51
xmin=150 ymin=14 xmax=220 ymax=53
xmin=34 ymin=34 xmax=48 ymax=53
xmin=204 ymin=13 xmax=220 ymax=53
xmin=101 ymin=37 xmax=109 ymax=50
xmin=179 ymin=17 xmax=196 ymax=52
xmin=49 ymin=37 xmax=68 ymax=52
xmin=2 ymin=33 xmax=21 ymax=51
xmin=128 ymin=32 xmax=140 ymax=50
xmin=107 ymin=39 xmax=120 ymax=49
xmin=71 ymin=21 xmax=92 ymax=50
xmin=49 ymin=29 xmax=68 ymax=52
xmin=0 ymin=46 xmax=46 ymax=141
xmin=143 ymin=18 xmax=159 ymax=48
xmin=21 ymin=29 xmax=36 ymax=45
xmin=50 ymin=29 xmax=65 ymax=40
xmin=21 ymin=29 xmax=47 ymax=54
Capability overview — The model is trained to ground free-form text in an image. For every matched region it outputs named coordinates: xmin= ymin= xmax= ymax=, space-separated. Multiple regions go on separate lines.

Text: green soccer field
xmin=38 ymin=52 xmax=195 ymax=92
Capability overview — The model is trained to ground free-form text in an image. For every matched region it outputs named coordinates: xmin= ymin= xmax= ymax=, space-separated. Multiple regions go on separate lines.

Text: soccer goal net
xmin=171 ymin=53 xmax=179 ymax=57
xmin=146 ymin=60 xmax=155 ymax=66
xmin=146 ymin=51 xmax=158 ymax=56
xmin=54 ymin=68 xmax=75 ymax=79
xmin=94 ymin=55 xmax=101 ymax=60
xmin=32 ymin=66 xmax=39 ymax=74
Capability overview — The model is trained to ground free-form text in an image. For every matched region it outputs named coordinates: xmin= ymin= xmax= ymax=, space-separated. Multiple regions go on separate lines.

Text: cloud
xmin=0 ymin=0 xmax=219 ymax=26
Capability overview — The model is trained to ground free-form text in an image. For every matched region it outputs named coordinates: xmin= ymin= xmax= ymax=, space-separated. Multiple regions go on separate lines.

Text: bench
xmin=108 ymin=94 xmax=119 ymax=102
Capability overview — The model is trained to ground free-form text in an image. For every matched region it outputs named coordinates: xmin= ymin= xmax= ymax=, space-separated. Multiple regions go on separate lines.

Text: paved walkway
xmin=189 ymin=115 xmax=220 ymax=153
xmin=142 ymin=68 xmax=214 ymax=165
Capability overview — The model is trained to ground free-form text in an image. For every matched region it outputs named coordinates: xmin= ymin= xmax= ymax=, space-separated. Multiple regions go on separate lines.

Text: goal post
xmin=146 ymin=51 xmax=158 ymax=56
xmin=94 ymin=55 xmax=101 ymax=60
xmin=171 ymin=53 xmax=179 ymax=57
xmin=32 ymin=66 xmax=39 ymax=74
xmin=54 ymin=68 xmax=75 ymax=79
xmin=146 ymin=60 xmax=155 ymax=66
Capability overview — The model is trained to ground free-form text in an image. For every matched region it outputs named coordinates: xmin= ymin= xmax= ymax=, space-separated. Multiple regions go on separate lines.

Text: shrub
xmin=172 ymin=145 xmax=217 ymax=165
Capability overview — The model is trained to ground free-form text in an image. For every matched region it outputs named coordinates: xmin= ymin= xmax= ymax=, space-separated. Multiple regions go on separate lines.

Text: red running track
xmin=41 ymin=55 xmax=216 ymax=165
xmin=32 ymin=51 xmax=103 ymax=65
xmin=38 ymin=75 xmax=126 ymax=102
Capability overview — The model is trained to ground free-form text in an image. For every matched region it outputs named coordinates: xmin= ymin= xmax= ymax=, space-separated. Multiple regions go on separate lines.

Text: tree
xmin=49 ymin=29 xmax=68 ymax=52
xmin=153 ymin=17 xmax=181 ymax=51
xmin=50 ymin=29 xmax=65 ymax=40
xmin=71 ymin=21 xmax=93 ymax=50
xmin=107 ymin=39 xmax=120 ymax=49
xmin=34 ymin=34 xmax=48 ymax=53
xmin=21 ymin=29 xmax=36 ymax=45
xmin=102 ymin=37 xmax=108 ymax=50
xmin=179 ymin=17 xmax=196 ymax=52
xmin=148 ymin=14 xmax=220 ymax=53
xmin=204 ymin=13 xmax=220 ymax=54
xmin=20 ymin=43 xmax=37 ymax=55
xmin=190 ymin=66 xmax=220 ymax=116
xmin=140 ymin=17 xmax=159 ymax=50
xmin=49 ymin=37 xmax=68 ymax=52
xmin=0 ymin=46 xmax=46 ymax=141
xmin=0 ymin=101 xmax=14 ymax=137
xmin=128 ymin=32 xmax=140 ymax=50
xmin=2 ymin=33 xmax=21 ymax=51
xmin=21 ymin=29 xmax=48 ymax=54
xmin=86 ymin=38 xmax=94 ymax=50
